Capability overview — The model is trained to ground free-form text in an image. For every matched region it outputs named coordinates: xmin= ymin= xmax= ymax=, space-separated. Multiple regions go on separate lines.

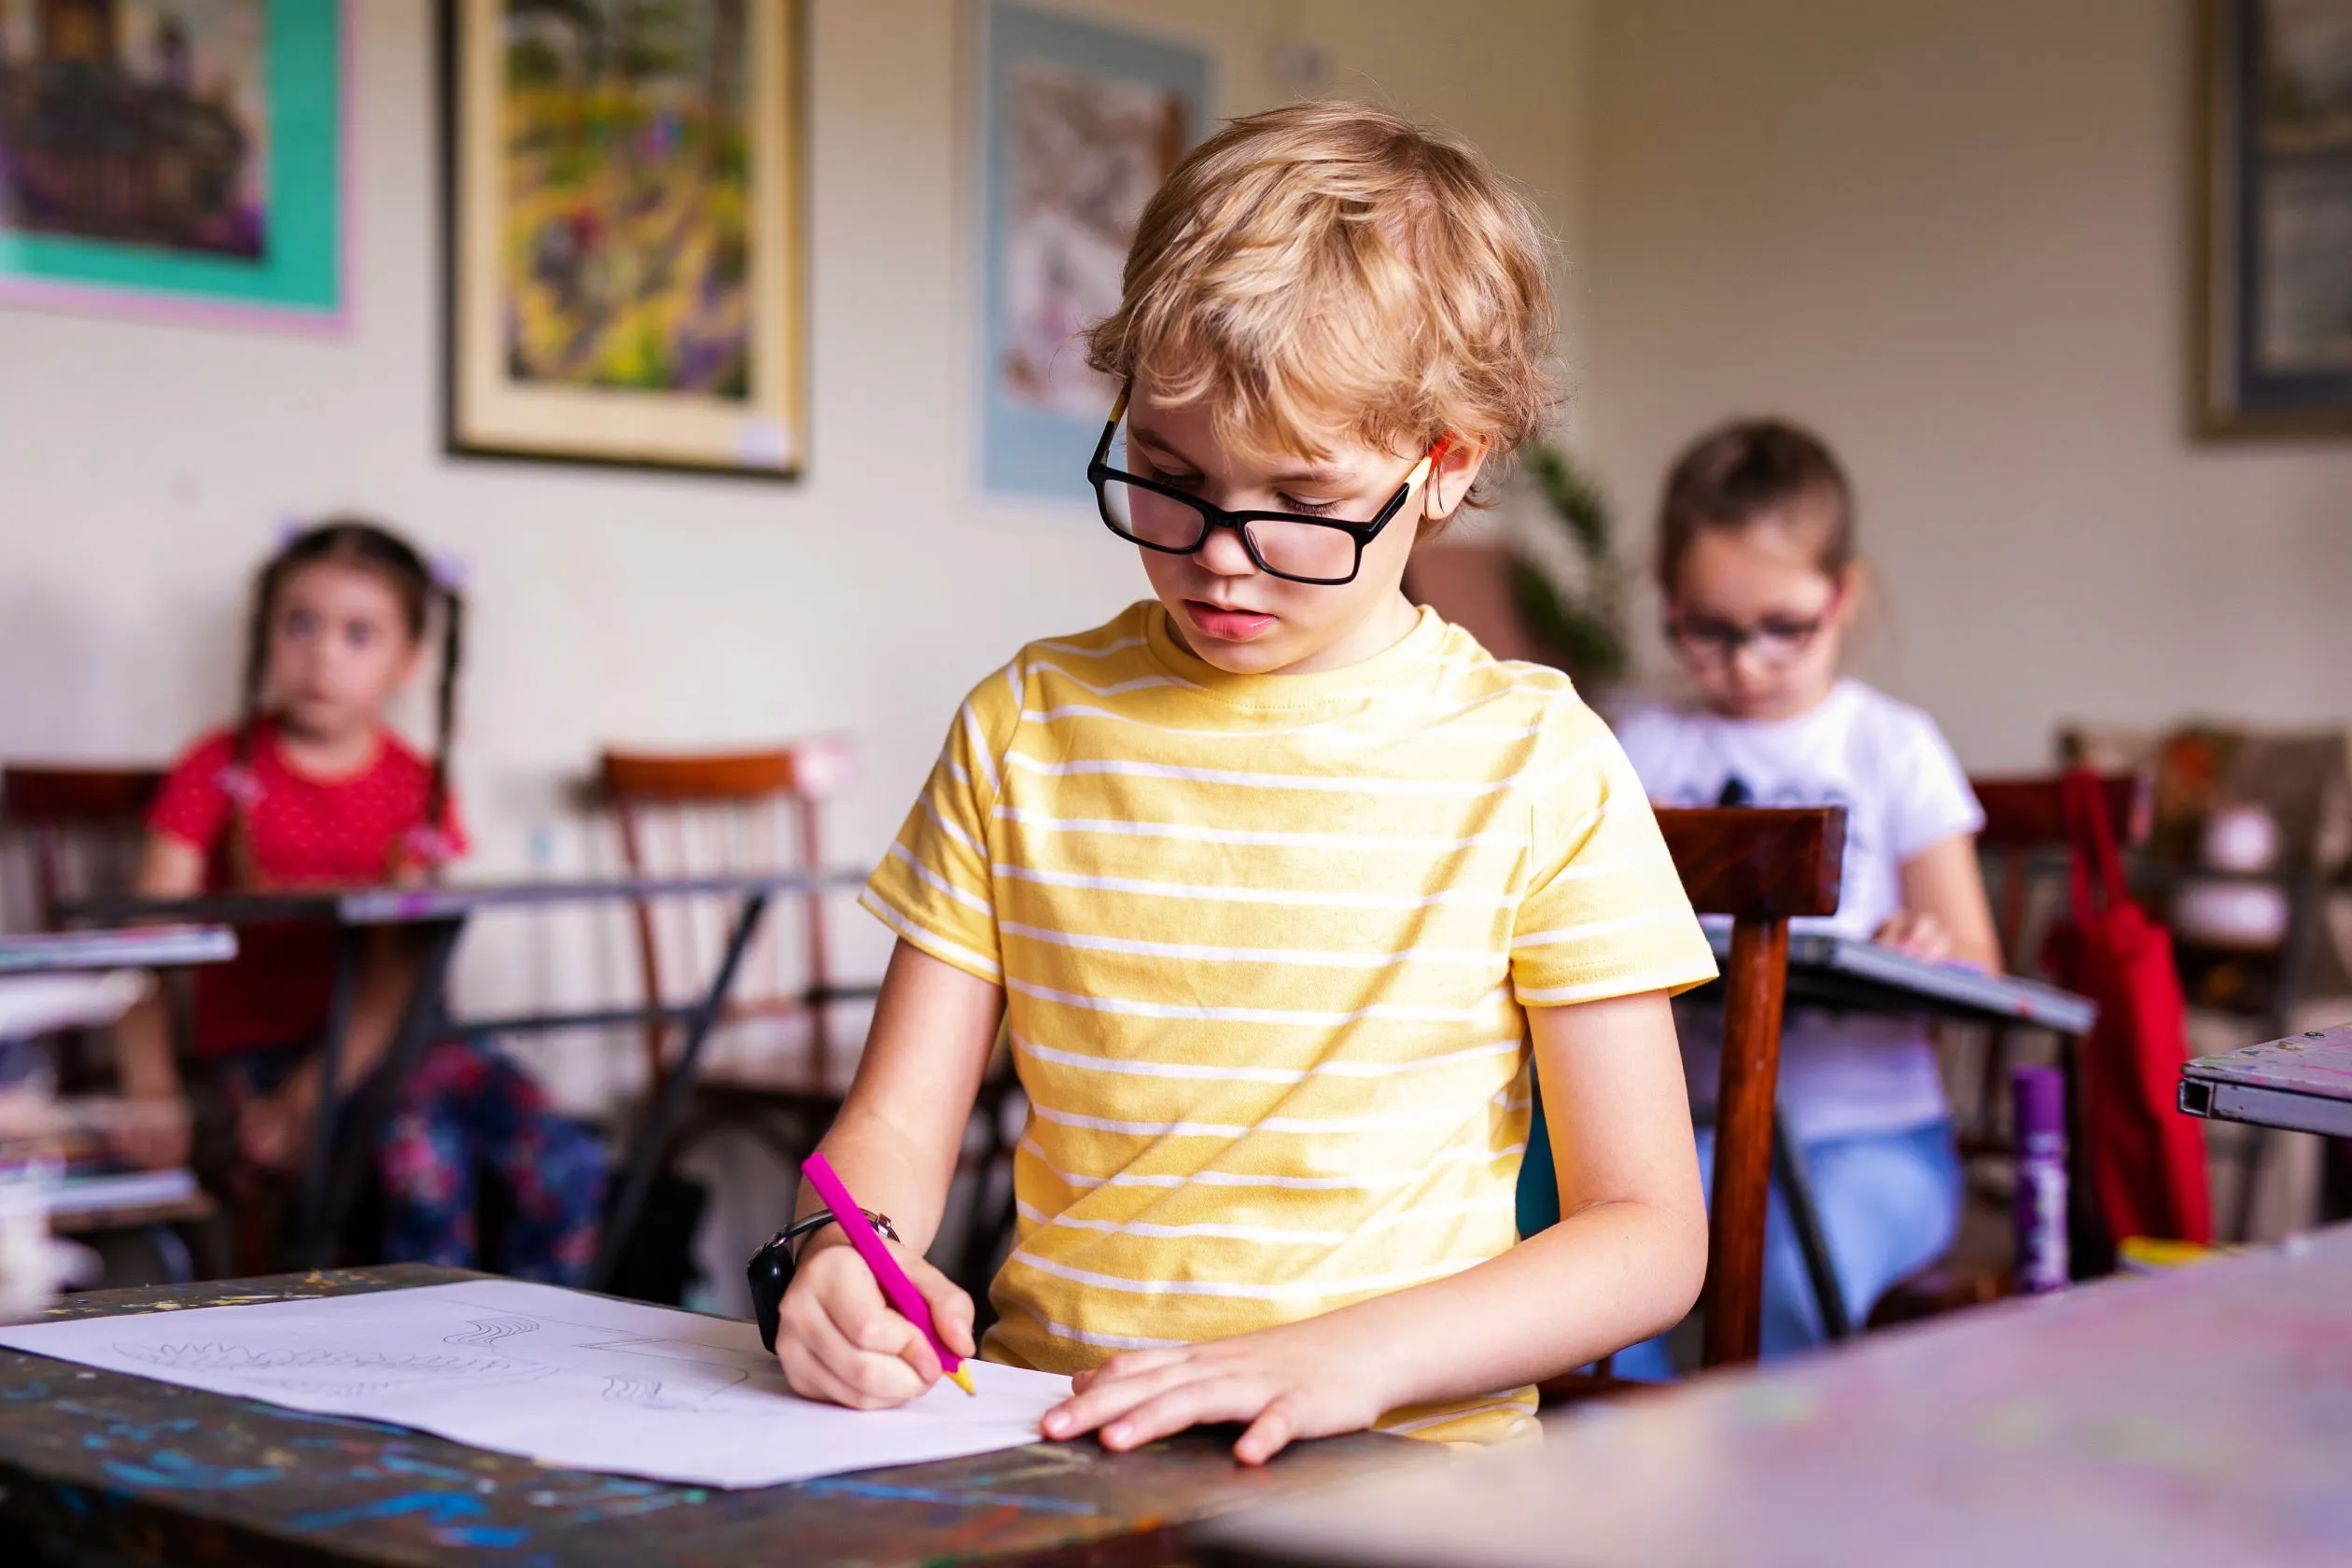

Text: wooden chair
xmin=602 ymin=744 xmax=1022 ymax=1300
xmin=601 ymin=743 xmax=873 ymax=1127
xmin=1541 ymin=805 xmax=1845 ymax=1398
xmin=1659 ymin=806 xmax=1848 ymax=1368
xmin=1868 ymin=771 xmax=2145 ymax=1325
xmin=0 ymin=763 xmax=220 ymax=1278
xmin=2 ymin=765 xmax=165 ymax=932
xmin=1963 ymin=772 xmax=2148 ymax=1153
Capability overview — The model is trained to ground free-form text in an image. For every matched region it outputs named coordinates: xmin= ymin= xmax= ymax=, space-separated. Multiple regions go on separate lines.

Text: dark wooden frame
xmin=2196 ymin=0 xmax=2352 ymax=437
xmin=438 ymin=0 xmax=813 ymax=481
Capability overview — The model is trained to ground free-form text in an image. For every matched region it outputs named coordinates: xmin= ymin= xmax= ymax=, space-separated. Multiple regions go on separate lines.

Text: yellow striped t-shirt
xmin=861 ymin=602 xmax=1715 ymax=1442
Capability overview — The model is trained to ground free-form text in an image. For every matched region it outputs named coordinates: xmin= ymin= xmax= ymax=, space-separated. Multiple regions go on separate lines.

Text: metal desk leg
xmin=294 ymin=923 xmax=366 ymax=1265
xmin=592 ymin=893 xmax=772 ymax=1293
xmin=305 ymin=917 xmax=466 ymax=1267
xmin=1771 ymin=1099 xmax=1852 ymax=1341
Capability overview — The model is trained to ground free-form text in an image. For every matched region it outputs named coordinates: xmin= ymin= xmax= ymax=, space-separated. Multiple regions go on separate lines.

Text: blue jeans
xmin=1519 ymin=1099 xmax=1963 ymax=1378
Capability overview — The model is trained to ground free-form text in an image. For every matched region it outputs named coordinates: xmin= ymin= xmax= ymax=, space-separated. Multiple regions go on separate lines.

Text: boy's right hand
xmin=773 ymin=1233 xmax=977 ymax=1410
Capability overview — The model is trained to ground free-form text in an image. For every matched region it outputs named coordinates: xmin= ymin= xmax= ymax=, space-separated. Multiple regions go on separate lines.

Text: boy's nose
xmin=1196 ymin=525 xmax=1258 ymax=577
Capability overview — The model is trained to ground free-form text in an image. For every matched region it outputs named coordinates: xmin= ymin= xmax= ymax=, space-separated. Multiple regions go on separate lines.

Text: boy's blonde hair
xmin=1085 ymin=100 xmax=1555 ymax=506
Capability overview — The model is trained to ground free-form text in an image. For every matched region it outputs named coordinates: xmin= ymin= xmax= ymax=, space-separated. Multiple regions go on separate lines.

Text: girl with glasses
xmin=1604 ymin=417 xmax=2003 ymax=1376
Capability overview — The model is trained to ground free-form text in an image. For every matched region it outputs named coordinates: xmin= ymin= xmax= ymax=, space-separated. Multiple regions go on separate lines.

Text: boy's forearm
xmin=1309 ymin=1194 xmax=1706 ymax=1411
xmin=796 ymin=1103 xmax=964 ymax=1258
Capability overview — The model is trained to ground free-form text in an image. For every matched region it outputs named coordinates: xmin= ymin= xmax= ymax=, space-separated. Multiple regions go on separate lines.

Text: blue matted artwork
xmin=976 ymin=1 xmax=1211 ymax=505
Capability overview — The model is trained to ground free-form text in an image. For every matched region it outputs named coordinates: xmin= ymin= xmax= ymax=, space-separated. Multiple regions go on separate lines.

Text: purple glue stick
xmin=2011 ymin=1065 xmax=2069 ymax=1294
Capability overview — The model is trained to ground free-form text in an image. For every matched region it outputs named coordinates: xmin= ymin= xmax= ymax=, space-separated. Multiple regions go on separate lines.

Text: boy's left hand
xmin=1041 ymin=1320 xmax=1388 ymax=1465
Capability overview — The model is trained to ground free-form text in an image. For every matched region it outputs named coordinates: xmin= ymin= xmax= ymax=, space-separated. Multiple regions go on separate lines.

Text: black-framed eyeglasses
xmin=1086 ymin=387 xmax=1450 ymax=587
xmin=1663 ymin=607 xmax=1832 ymax=669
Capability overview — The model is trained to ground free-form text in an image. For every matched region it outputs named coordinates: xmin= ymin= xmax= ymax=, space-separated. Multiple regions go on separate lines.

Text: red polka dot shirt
xmin=148 ymin=721 xmax=468 ymax=1057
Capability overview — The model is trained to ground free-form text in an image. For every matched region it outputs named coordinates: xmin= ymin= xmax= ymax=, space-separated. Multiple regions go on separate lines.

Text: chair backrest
xmin=1656 ymin=805 xmax=1846 ymax=1368
xmin=600 ymin=742 xmax=859 ymax=1091
xmin=1971 ymin=772 xmax=2147 ymax=972
xmin=1 ymin=764 xmax=167 ymax=931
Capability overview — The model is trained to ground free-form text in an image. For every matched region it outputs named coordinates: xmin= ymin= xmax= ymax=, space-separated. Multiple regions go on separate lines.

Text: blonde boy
xmin=773 ymin=103 xmax=1717 ymax=1456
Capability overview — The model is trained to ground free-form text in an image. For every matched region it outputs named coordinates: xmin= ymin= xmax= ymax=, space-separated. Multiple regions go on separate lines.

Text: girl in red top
xmin=116 ymin=520 xmax=602 ymax=1283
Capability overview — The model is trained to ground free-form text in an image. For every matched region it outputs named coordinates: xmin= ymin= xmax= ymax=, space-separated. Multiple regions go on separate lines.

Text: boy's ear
xmin=1422 ymin=437 xmax=1491 ymax=521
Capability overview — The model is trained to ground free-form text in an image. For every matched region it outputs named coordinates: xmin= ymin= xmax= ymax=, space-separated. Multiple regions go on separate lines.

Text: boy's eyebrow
xmin=1128 ymin=422 xmax=1358 ymax=489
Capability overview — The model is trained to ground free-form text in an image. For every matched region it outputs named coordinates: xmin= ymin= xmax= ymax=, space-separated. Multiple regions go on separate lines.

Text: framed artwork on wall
xmin=2200 ymin=0 xmax=2352 ymax=436
xmin=441 ymin=0 xmax=807 ymax=478
xmin=974 ymin=0 xmax=1211 ymax=507
xmin=0 ymin=0 xmax=348 ymax=333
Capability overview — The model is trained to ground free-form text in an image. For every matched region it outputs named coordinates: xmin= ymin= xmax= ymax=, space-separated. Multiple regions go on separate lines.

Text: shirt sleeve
xmin=1512 ymin=711 xmax=1719 ymax=1007
xmin=1884 ymin=706 xmax=1984 ymax=861
xmin=858 ymin=666 xmax=1020 ymax=986
xmin=146 ymin=732 xmax=236 ymax=852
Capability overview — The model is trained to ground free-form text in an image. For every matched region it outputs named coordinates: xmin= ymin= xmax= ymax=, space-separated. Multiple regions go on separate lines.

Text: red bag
xmin=2041 ymin=769 xmax=2212 ymax=1245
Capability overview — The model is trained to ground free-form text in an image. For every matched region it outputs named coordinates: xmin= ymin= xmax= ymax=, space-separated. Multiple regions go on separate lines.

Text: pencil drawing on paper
xmin=113 ymin=1343 xmax=551 ymax=1398
xmin=114 ymin=1290 xmax=792 ymax=1412
xmin=2 ymin=1279 xmax=1074 ymax=1491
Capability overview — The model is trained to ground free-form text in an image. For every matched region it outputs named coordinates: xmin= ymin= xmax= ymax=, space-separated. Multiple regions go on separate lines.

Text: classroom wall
xmin=0 ymin=0 xmax=1592 ymax=1099
xmin=1582 ymin=0 xmax=2352 ymax=768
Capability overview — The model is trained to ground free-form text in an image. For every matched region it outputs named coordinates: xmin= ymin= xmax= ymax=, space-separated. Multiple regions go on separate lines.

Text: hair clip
xmin=428 ymin=553 xmax=469 ymax=593
xmin=216 ymin=764 xmax=264 ymax=805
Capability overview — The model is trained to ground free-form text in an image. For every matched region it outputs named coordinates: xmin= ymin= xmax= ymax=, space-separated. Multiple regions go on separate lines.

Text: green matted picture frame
xmin=0 ymin=0 xmax=349 ymax=333
xmin=2198 ymin=0 xmax=2352 ymax=437
xmin=440 ymin=0 xmax=809 ymax=480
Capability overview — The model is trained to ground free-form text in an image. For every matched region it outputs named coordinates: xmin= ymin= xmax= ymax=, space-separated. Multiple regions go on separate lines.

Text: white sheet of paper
xmin=0 ymin=1281 xmax=1072 ymax=1490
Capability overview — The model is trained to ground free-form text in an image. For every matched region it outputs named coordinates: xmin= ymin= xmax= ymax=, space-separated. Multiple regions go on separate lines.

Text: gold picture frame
xmin=441 ymin=0 xmax=807 ymax=477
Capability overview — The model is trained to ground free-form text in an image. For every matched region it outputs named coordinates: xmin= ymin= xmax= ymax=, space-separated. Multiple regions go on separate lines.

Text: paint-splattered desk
xmin=0 ymin=1266 xmax=1414 ymax=1567
xmin=1197 ymin=1224 xmax=2352 ymax=1567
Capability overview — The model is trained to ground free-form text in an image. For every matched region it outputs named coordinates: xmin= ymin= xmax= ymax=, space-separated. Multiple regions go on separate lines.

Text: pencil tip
xmin=948 ymin=1367 xmax=977 ymax=1396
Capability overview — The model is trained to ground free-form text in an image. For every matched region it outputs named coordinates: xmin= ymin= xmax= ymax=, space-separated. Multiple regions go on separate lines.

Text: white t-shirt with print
xmin=1613 ymin=679 xmax=1985 ymax=1142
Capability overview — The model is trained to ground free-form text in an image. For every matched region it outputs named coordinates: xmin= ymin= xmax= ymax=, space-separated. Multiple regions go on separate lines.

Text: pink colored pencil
xmin=801 ymin=1152 xmax=975 ymax=1395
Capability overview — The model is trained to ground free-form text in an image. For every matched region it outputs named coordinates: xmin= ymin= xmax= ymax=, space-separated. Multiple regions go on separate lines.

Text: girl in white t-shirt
xmin=1603 ymin=417 xmax=2001 ymax=1376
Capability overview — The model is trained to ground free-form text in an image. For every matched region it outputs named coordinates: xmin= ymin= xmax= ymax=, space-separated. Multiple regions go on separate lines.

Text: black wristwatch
xmin=748 ymin=1208 xmax=900 ymax=1353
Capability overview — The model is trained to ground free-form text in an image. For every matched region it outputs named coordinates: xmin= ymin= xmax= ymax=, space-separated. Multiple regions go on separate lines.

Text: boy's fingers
xmin=801 ymin=1314 xmax=931 ymax=1407
xmin=821 ymin=1280 xmax=942 ymax=1389
xmin=907 ymin=1256 xmax=977 ymax=1357
xmin=1097 ymin=1379 xmax=1262 ymax=1452
xmin=1043 ymin=1361 xmax=1196 ymax=1438
xmin=1234 ymin=1395 xmax=1303 ymax=1465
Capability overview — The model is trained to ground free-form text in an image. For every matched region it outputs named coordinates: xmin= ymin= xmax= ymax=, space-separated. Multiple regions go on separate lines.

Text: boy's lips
xmin=1182 ymin=600 xmax=1277 ymax=642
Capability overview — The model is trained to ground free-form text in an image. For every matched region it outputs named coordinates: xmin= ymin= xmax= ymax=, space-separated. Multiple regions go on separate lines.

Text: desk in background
xmin=62 ymin=874 xmax=864 ymax=1285
xmin=1198 ymin=1224 xmax=2352 ymax=1568
xmin=1687 ymin=928 xmax=2101 ymax=1324
xmin=0 ymin=926 xmax=236 ymax=1258
xmin=2180 ymin=1022 xmax=2352 ymax=1139
xmin=0 ymin=925 xmax=236 ymax=979
xmin=0 ymin=1265 xmax=1413 ymax=1568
